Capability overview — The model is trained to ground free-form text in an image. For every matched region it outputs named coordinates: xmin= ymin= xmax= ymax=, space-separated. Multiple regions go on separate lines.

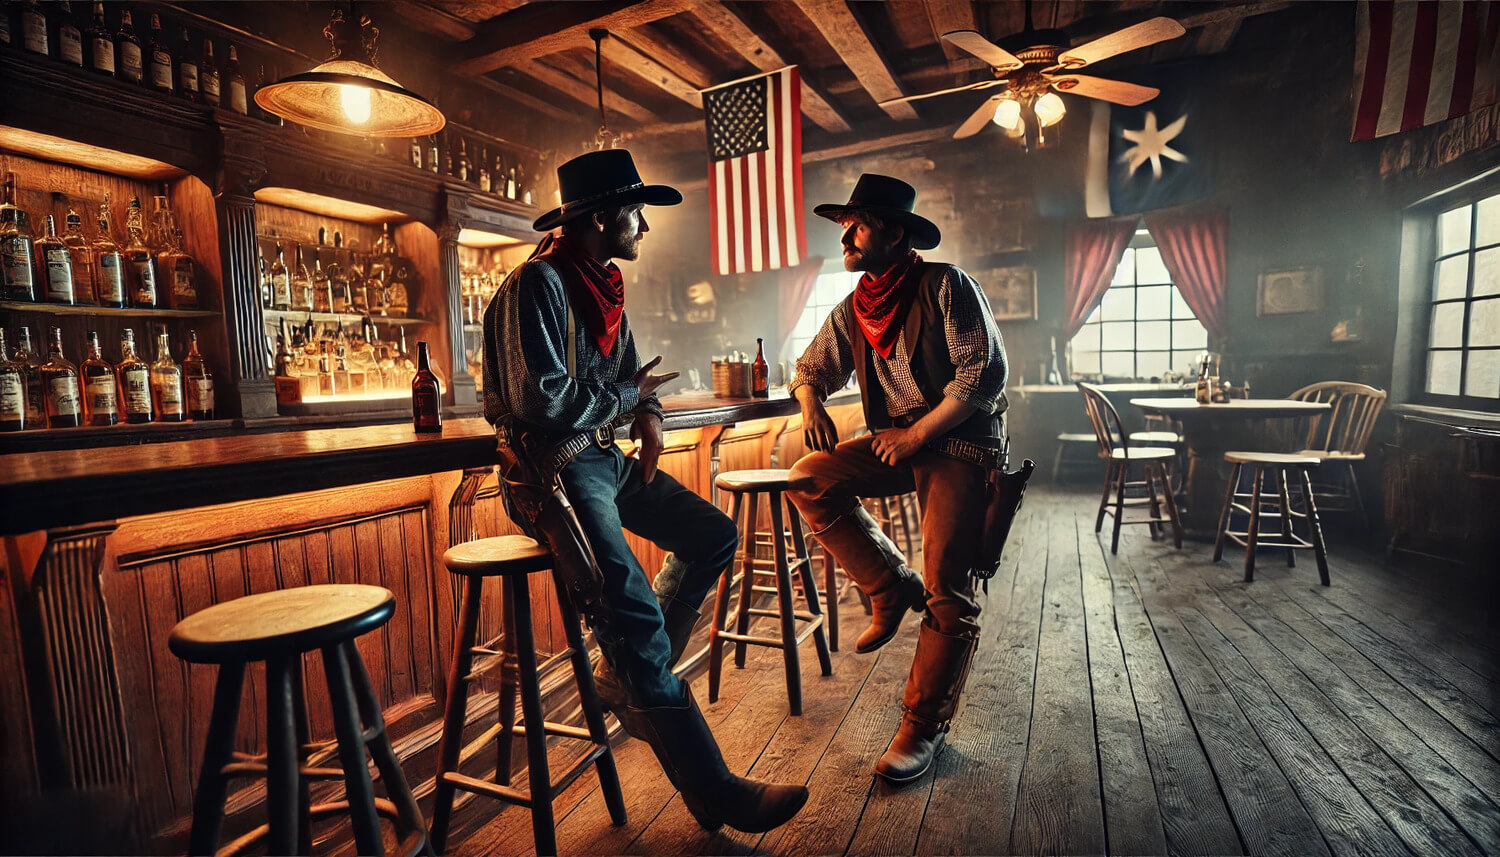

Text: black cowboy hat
xmin=813 ymin=173 xmax=941 ymax=250
xmin=533 ymin=148 xmax=682 ymax=232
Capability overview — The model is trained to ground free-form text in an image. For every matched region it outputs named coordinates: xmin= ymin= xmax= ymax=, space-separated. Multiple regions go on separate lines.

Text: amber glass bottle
xmin=411 ymin=341 xmax=442 ymax=433
xmin=40 ymin=327 xmax=82 ymax=428
xmin=182 ymin=330 xmax=214 ymax=420
xmin=80 ymin=330 xmax=119 ymax=426
xmin=118 ymin=328 xmax=153 ymax=423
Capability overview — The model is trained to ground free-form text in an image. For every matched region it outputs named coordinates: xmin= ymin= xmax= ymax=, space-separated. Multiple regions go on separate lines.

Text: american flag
xmin=704 ymin=67 xmax=806 ymax=276
xmin=1352 ymin=0 xmax=1499 ymax=141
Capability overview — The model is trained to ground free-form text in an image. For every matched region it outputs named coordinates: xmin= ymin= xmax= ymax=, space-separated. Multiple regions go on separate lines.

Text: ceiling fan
xmin=883 ymin=5 xmax=1187 ymax=144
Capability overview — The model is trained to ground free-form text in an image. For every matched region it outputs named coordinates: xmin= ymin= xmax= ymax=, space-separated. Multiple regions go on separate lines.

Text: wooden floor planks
xmin=438 ymin=486 xmax=1500 ymax=856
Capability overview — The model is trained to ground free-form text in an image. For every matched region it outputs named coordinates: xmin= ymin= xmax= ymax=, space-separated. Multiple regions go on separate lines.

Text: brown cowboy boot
xmin=875 ymin=622 xmax=978 ymax=783
xmin=811 ymin=507 xmax=926 ymax=653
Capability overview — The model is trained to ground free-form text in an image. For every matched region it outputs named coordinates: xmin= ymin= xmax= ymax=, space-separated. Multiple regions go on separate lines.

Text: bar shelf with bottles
xmin=456 ymin=232 xmax=535 ymax=394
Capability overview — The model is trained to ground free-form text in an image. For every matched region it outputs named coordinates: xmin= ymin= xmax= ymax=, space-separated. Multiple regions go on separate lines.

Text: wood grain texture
xmin=789 ymin=0 xmax=918 ymax=121
xmin=453 ymin=0 xmax=700 ymax=76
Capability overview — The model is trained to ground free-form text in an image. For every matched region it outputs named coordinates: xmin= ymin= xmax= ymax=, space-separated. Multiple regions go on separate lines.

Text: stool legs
xmin=266 ymin=655 xmax=303 ymax=856
xmin=1299 ymin=468 xmax=1332 ymax=586
xmin=768 ymin=494 xmax=804 ymax=715
xmin=1110 ymin=460 xmax=1129 ymax=554
xmin=507 ymin=575 xmax=557 ymax=857
xmin=708 ymin=492 xmax=743 ymax=704
xmin=731 ymin=496 xmax=761 ymax=671
xmin=324 ymin=643 xmax=385 ymax=857
xmin=344 ymin=641 xmax=432 ymax=857
xmin=554 ymin=578 xmax=627 ymax=826
xmin=1095 ymin=460 xmax=1115 ymax=533
xmin=821 ymin=545 xmax=839 ymax=652
xmin=430 ymin=574 xmax=483 ymax=852
xmin=784 ymin=497 xmax=833 ymax=680
xmin=188 ymin=661 xmax=245 ymax=857
xmin=1212 ymin=464 xmax=1242 ymax=563
xmin=1244 ymin=466 xmax=1266 ymax=581
xmin=1274 ymin=467 xmax=1297 ymax=568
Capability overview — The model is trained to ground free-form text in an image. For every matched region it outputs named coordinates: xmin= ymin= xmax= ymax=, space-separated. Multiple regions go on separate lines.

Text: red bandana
xmin=535 ymin=233 xmax=625 ymax=356
xmin=853 ymin=251 xmax=922 ymax=359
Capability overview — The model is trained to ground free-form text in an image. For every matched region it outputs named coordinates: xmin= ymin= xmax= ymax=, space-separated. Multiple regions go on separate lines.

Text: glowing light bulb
xmin=1035 ymin=91 xmax=1066 ymax=127
xmin=340 ymin=84 xmax=372 ymax=125
xmin=993 ymin=97 xmax=1024 ymax=134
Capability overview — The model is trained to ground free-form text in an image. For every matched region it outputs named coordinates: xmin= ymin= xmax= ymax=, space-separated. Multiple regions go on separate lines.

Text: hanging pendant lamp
xmin=255 ymin=6 xmax=445 ymax=138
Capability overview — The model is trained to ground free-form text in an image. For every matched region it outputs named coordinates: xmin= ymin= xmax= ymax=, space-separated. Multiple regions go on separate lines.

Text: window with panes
xmin=1426 ymin=191 xmax=1500 ymax=403
xmin=782 ymin=269 xmax=858 ymax=365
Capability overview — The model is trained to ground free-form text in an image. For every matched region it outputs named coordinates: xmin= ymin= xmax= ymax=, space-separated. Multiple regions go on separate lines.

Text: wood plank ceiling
xmin=392 ymin=0 xmax=1292 ymax=162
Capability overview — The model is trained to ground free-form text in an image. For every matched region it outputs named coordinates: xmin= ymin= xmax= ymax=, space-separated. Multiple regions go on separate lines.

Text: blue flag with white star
xmin=1084 ymin=66 xmax=1209 ymax=217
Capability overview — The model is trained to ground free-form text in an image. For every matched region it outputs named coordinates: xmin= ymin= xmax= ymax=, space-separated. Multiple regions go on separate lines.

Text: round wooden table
xmin=1130 ymin=398 xmax=1332 ymax=538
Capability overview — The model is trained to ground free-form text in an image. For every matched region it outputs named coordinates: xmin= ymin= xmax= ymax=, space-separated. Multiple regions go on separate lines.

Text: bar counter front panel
xmin=0 ymin=392 xmax=850 ymax=852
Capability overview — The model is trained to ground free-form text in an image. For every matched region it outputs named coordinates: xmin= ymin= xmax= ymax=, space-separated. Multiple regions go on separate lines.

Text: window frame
xmin=781 ymin=266 xmax=858 ymax=365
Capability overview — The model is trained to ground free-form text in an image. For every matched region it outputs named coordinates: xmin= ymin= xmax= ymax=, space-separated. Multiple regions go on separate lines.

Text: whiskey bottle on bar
xmin=1 ymin=173 xmax=37 ymax=301
xmin=116 ymin=8 xmax=143 ymax=84
xmin=177 ymin=27 xmax=198 ymax=100
xmin=270 ymin=242 xmax=292 ymax=310
xmin=752 ymin=338 xmax=769 ymax=398
xmin=92 ymin=199 xmax=127 ymax=308
xmin=124 ymin=195 xmax=158 ymax=308
xmin=57 ymin=2 xmax=84 ymax=67
xmin=147 ymin=13 xmax=172 ymax=94
xmin=40 ymin=327 xmax=82 ymax=428
xmin=118 ymin=329 xmax=152 ymax=423
xmin=479 ymin=147 xmax=492 ymax=193
xmin=412 ymin=341 xmax=441 ymax=433
xmin=20 ymin=0 xmax=48 ymax=56
xmin=62 ymin=208 xmax=96 ymax=304
xmin=15 ymin=327 xmax=46 ymax=428
xmin=226 ymin=45 xmax=247 ymax=114
xmin=183 ymin=329 xmax=213 ymax=420
xmin=0 ymin=329 xmax=27 ymax=431
xmin=150 ymin=330 xmax=184 ymax=422
xmin=36 ymin=215 xmax=75 ymax=305
xmin=86 ymin=2 xmax=113 ymax=77
xmin=200 ymin=39 xmax=220 ymax=107
xmin=80 ymin=330 xmax=119 ymax=426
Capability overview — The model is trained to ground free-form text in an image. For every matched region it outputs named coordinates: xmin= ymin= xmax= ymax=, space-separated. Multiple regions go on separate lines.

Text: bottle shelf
xmin=0 ymin=301 xmax=219 ymax=319
xmin=262 ymin=308 xmax=430 ymax=327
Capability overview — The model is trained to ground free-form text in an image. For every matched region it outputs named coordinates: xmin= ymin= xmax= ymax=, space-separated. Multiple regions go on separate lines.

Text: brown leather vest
xmin=851 ymin=262 xmax=1004 ymax=442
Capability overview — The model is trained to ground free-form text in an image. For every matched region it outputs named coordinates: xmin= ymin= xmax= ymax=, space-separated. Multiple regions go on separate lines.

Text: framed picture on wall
xmin=979 ymin=265 xmax=1038 ymax=321
xmin=1257 ymin=266 xmax=1325 ymax=315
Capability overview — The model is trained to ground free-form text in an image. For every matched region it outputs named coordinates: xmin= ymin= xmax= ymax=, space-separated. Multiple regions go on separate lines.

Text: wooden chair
xmin=1212 ymin=452 xmax=1330 ymax=585
xmin=1287 ymin=381 xmax=1387 ymax=527
xmin=1077 ymin=382 xmax=1183 ymax=554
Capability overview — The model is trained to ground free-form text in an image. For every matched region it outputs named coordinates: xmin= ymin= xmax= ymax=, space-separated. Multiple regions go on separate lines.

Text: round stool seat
xmin=1057 ymin=432 xmax=1098 ymax=443
xmin=1108 ymin=446 xmax=1177 ymax=460
xmin=169 ymin=584 xmax=394 ymax=664
xmin=444 ymin=534 xmax=554 ymax=577
xmin=1224 ymin=451 xmax=1321 ymax=466
xmin=715 ymin=468 xmax=810 ymax=492
xmin=1130 ymin=430 xmax=1182 ymax=444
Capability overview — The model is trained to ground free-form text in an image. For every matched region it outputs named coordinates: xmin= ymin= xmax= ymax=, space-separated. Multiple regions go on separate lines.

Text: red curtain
xmin=1145 ymin=208 xmax=1229 ymax=342
xmin=1064 ymin=216 xmax=1137 ymax=338
xmin=779 ymin=256 xmax=824 ymax=346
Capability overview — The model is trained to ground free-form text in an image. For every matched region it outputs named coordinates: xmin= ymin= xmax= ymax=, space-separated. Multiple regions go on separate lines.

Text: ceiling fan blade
xmin=1049 ymin=74 xmax=1159 ymax=106
xmin=1056 ymin=17 xmax=1186 ymax=68
xmin=940 ymin=30 xmax=1024 ymax=72
xmin=878 ymin=79 xmax=1006 ymax=107
xmin=954 ymin=95 xmax=1004 ymax=139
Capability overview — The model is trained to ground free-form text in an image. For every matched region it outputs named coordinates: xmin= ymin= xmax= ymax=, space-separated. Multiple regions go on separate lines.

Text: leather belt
xmin=926 ymin=435 xmax=1009 ymax=471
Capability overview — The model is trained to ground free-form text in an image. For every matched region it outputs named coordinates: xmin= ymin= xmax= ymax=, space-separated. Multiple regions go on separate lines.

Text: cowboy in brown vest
xmin=787 ymin=174 xmax=1009 ymax=783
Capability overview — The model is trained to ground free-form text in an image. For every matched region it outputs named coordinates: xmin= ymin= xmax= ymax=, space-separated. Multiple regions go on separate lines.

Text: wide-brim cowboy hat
xmin=813 ymin=173 xmax=941 ymax=250
xmin=533 ymin=148 xmax=682 ymax=232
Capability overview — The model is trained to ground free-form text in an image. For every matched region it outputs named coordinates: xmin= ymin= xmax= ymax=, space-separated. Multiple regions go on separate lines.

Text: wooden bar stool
xmin=1213 ymin=452 xmax=1331 ymax=585
xmin=709 ymin=469 xmax=833 ymax=715
xmin=429 ymin=535 xmax=626 ymax=856
xmin=168 ymin=584 xmax=431 ymax=857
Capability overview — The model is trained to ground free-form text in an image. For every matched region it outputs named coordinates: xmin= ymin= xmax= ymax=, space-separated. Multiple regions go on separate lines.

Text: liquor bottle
xmin=92 ymin=199 xmax=127 ymax=307
xmin=269 ymin=242 xmax=291 ymax=310
xmin=116 ymin=8 xmax=143 ymax=84
xmin=57 ymin=2 xmax=83 ymax=66
xmin=412 ymin=341 xmax=441 ymax=433
xmin=20 ymin=0 xmax=48 ymax=56
xmin=1 ymin=173 xmax=37 ymax=301
xmin=80 ymin=330 xmax=119 ymax=426
xmin=225 ymin=44 xmax=247 ymax=113
xmin=456 ymin=139 xmax=471 ymax=183
xmin=86 ymin=2 xmax=113 ymax=77
xmin=1194 ymin=353 xmax=1212 ymax=405
xmin=182 ymin=329 xmax=213 ymax=420
xmin=123 ymin=195 xmax=158 ymax=307
xmin=493 ymin=152 xmax=506 ymax=194
xmin=61 ymin=208 xmax=95 ymax=304
xmin=40 ymin=327 xmax=82 ymax=428
xmin=347 ymin=252 xmax=368 ymax=314
xmin=273 ymin=330 xmax=300 ymax=405
xmin=257 ymin=247 xmax=271 ymax=309
xmin=200 ymin=39 xmax=219 ymax=107
xmin=36 ymin=215 xmax=75 ymax=305
xmin=150 ymin=330 xmax=184 ymax=422
xmin=426 ymin=136 xmax=440 ymax=174
xmin=117 ymin=328 xmax=151 ymax=422
xmin=752 ymin=337 xmax=768 ymax=398
xmin=0 ymin=330 xmax=25 ymax=431
xmin=311 ymin=251 xmax=330 ymax=313
xmin=15 ymin=327 xmax=46 ymax=428
xmin=409 ymin=137 xmax=423 ymax=170
xmin=161 ymin=226 xmax=195 ymax=308
xmin=505 ymin=165 xmax=517 ymax=200
xmin=518 ymin=162 xmax=533 ymax=206
xmin=478 ymin=147 xmax=491 ymax=193
xmin=292 ymin=245 xmax=313 ymax=311
xmin=329 ymin=236 xmax=350 ymax=314
xmin=147 ymin=13 xmax=172 ymax=93
xmin=177 ymin=27 xmax=198 ymax=100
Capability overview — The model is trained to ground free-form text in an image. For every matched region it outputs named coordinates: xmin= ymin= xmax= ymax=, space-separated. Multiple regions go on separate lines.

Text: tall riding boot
xmin=595 ymin=556 xmax=703 ymax=712
xmin=621 ymin=687 xmax=808 ymax=832
xmin=811 ymin=507 xmax=926 ymax=653
xmin=875 ymin=622 xmax=978 ymax=783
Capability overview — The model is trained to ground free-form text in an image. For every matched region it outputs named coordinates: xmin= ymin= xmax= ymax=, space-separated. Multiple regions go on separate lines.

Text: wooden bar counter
xmin=0 ymin=391 xmax=838 ymax=854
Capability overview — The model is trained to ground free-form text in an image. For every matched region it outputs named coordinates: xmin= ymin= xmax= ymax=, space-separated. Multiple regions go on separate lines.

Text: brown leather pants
xmin=787 ymin=435 xmax=986 ymax=636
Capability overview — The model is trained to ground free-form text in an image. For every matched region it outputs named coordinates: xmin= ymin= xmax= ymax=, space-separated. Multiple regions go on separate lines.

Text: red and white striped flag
xmin=704 ymin=66 xmax=806 ymax=276
xmin=1352 ymin=0 xmax=1500 ymax=141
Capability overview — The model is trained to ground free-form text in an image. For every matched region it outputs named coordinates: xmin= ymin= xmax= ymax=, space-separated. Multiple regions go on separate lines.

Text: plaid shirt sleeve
xmin=790 ymin=297 xmax=857 ymax=400
xmin=939 ymin=265 xmax=1009 ymax=412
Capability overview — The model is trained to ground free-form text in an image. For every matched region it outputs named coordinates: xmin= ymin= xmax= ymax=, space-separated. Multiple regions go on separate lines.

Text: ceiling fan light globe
xmin=993 ymin=98 xmax=1024 ymax=132
xmin=1035 ymin=92 xmax=1066 ymax=127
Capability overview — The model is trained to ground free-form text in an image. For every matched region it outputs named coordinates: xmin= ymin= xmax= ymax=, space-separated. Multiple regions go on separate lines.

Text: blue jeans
xmin=557 ymin=443 xmax=737 ymax=707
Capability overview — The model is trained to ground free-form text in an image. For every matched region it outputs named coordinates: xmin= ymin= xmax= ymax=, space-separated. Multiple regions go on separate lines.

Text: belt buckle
xmin=594 ymin=426 xmax=614 ymax=448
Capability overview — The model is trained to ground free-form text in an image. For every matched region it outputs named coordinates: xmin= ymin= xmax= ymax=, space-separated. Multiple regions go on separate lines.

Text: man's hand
xmin=796 ymin=385 xmax=839 ymax=452
xmin=631 ymin=412 xmax=665 ymax=484
xmin=632 ymin=355 xmax=680 ymax=401
xmin=871 ymin=425 xmax=927 ymax=466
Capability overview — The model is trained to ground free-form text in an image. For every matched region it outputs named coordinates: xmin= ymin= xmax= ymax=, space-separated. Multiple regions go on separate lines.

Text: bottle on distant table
xmin=752 ymin=337 xmax=768 ymax=398
xmin=124 ymin=195 xmax=158 ymax=307
xmin=412 ymin=340 xmax=442 ymax=433
xmin=80 ymin=330 xmax=119 ymax=426
xmin=200 ymin=39 xmax=220 ymax=107
xmin=62 ymin=208 xmax=95 ymax=304
xmin=226 ymin=44 xmax=247 ymax=113
xmin=0 ymin=329 xmax=28 ymax=432
xmin=116 ymin=8 xmax=143 ymax=84
xmin=177 ymin=27 xmax=199 ymax=100
xmin=57 ymin=2 xmax=83 ymax=66
xmin=2 ymin=173 xmax=37 ymax=301
xmin=147 ymin=13 xmax=173 ymax=94
xmin=118 ymin=328 xmax=152 ymax=423
xmin=36 ymin=215 xmax=75 ymax=305
xmin=1194 ymin=353 xmax=1212 ymax=405
xmin=183 ymin=329 xmax=213 ymax=420
xmin=40 ymin=327 xmax=82 ymax=428
xmin=86 ymin=2 xmax=114 ymax=77
xmin=150 ymin=330 xmax=184 ymax=422
xmin=15 ymin=327 xmax=45 ymax=428
xmin=270 ymin=242 xmax=291 ymax=310
xmin=20 ymin=0 xmax=49 ymax=56
xmin=93 ymin=199 xmax=127 ymax=307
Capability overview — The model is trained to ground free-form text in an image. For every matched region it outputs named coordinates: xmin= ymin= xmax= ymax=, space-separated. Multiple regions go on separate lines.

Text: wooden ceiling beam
xmin=516 ymin=58 xmax=661 ymax=124
xmin=665 ymin=125 xmax=955 ymax=192
xmin=616 ymin=27 xmax=716 ymax=89
xmin=1196 ymin=19 xmax=1243 ymax=54
xmin=923 ymin=0 xmax=980 ymax=65
xmin=687 ymin=2 xmax=852 ymax=134
xmin=466 ymin=74 xmax=583 ymax=124
xmin=602 ymin=35 xmax=704 ymax=108
xmin=453 ymin=0 xmax=699 ymax=76
xmin=381 ymin=2 xmax=478 ymax=42
xmin=790 ymin=0 xmax=918 ymax=122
